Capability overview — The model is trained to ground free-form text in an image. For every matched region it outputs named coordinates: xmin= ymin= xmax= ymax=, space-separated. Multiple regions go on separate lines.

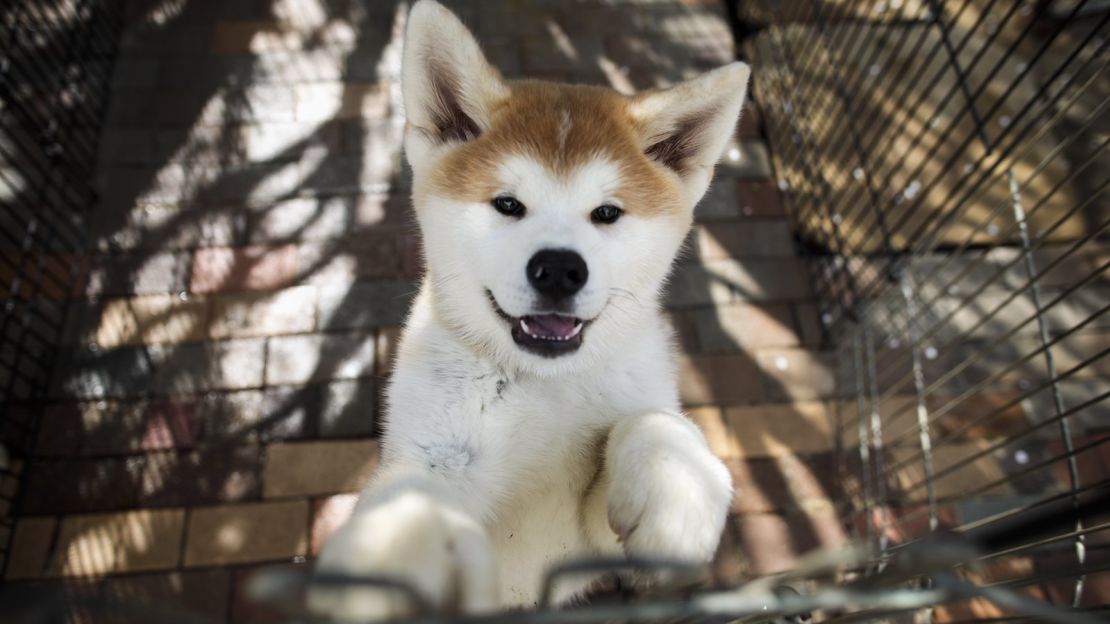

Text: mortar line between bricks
xmin=225 ymin=570 xmax=236 ymax=624
xmin=17 ymin=490 xmax=387 ymax=518
xmin=260 ymin=336 xmax=272 ymax=392
xmin=303 ymin=496 xmax=313 ymax=562
xmin=177 ymin=507 xmax=190 ymax=572
xmin=40 ymin=514 xmax=61 ymax=580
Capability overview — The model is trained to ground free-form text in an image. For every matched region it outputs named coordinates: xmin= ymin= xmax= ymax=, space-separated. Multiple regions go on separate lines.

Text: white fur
xmin=313 ymin=1 xmax=749 ymax=619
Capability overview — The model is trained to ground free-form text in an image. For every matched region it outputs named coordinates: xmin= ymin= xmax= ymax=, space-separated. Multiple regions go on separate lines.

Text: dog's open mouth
xmin=488 ymin=291 xmax=586 ymax=357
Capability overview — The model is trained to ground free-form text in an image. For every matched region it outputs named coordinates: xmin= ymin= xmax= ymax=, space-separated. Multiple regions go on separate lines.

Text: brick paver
xmin=262 ymin=439 xmax=379 ymax=498
xmin=184 ymin=500 xmax=308 ymax=567
xmin=5 ymin=517 xmax=58 ymax=580
xmin=6 ymin=0 xmax=1073 ymax=620
xmin=50 ymin=509 xmax=186 ymax=577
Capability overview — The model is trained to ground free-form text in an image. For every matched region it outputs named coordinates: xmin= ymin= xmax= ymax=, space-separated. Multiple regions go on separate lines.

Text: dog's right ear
xmin=403 ymin=1 xmax=506 ymax=148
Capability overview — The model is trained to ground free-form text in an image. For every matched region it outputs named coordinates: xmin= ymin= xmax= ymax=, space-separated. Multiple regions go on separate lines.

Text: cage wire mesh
xmin=735 ymin=0 xmax=1110 ymax=620
xmin=0 ymin=0 xmax=122 ymax=572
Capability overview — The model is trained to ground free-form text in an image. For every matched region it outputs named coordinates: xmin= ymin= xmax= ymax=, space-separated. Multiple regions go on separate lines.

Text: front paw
xmin=606 ymin=412 xmax=733 ymax=565
xmin=310 ymin=491 xmax=497 ymax=621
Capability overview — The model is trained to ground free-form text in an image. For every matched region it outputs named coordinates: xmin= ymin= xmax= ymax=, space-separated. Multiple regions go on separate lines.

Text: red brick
xmin=755 ymin=348 xmax=838 ymax=402
xmin=1034 ymin=550 xmax=1110 ymax=608
xmin=926 ymin=389 xmax=1028 ymax=440
xmin=691 ymin=303 xmax=803 ymax=352
xmin=725 ymin=402 xmax=833 ymax=457
xmin=735 ymin=508 xmax=847 ymax=575
xmin=679 ymin=353 xmax=762 ymax=405
xmin=298 ymin=236 xmax=407 ymax=286
xmin=1046 ymin=436 xmax=1108 ymax=492
xmin=5 ymin=517 xmax=57 ymax=580
xmin=735 ymin=181 xmax=785 ymax=218
xmin=190 ymin=245 xmax=297 ymax=294
xmin=693 ymin=221 xmax=794 ymax=260
xmin=850 ymin=504 xmax=959 ymax=546
xmin=726 ymin=454 xmax=843 ymax=514
xmin=184 ymin=501 xmax=308 ymax=566
xmin=311 ymin=493 xmax=359 ymax=555
xmin=711 ymin=515 xmax=746 ymax=585
xmin=737 ymin=99 xmax=762 ymax=139
xmin=140 ymin=399 xmax=200 ymax=451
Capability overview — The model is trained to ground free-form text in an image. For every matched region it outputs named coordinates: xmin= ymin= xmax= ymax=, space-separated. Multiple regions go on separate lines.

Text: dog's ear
xmin=630 ymin=62 xmax=751 ymax=205
xmin=402 ymin=0 xmax=506 ymax=148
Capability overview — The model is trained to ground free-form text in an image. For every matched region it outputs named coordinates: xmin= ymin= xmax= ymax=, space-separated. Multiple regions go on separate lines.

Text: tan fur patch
xmin=429 ymin=81 xmax=685 ymax=217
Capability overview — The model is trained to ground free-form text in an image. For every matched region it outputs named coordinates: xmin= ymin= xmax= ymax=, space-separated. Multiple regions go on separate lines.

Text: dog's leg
xmin=602 ymin=412 xmax=732 ymax=571
xmin=310 ymin=465 xmax=497 ymax=621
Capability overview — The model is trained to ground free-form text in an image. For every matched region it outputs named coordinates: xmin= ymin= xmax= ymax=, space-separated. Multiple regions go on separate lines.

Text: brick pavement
xmin=4 ymin=0 xmax=1100 ymax=621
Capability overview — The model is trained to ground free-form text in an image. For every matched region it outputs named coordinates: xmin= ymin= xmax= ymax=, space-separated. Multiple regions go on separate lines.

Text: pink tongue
xmin=524 ymin=314 xmax=578 ymax=338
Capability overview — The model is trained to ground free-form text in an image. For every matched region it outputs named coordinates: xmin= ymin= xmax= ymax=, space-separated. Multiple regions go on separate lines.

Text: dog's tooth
xmin=568 ymin=322 xmax=583 ymax=338
xmin=519 ymin=318 xmax=531 ymax=334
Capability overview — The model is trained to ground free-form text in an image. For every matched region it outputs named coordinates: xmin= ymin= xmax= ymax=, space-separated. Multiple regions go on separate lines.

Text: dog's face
xmin=402 ymin=1 xmax=749 ymax=376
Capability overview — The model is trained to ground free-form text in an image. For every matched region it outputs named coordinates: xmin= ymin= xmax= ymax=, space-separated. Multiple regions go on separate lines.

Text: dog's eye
xmin=492 ymin=196 xmax=526 ymax=218
xmin=591 ymin=204 xmax=623 ymax=224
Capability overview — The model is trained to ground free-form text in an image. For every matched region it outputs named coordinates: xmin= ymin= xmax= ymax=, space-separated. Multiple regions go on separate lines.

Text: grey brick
xmin=201 ymin=386 xmax=311 ymax=443
xmin=319 ymin=378 xmax=376 ymax=438
xmin=119 ymin=22 xmax=211 ymax=55
xmin=110 ymin=57 xmax=160 ymax=89
xmin=103 ymin=89 xmax=158 ymax=127
xmin=757 ymin=348 xmax=840 ymax=402
xmin=155 ymin=55 xmax=253 ymax=90
xmin=666 ymin=258 xmax=810 ymax=307
xmin=1024 ymin=378 xmax=1110 ymax=435
xmin=695 ymin=180 xmax=742 ymax=221
xmin=688 ymin=221 xmax=796 ymax=260
xmin=200 ymin=389 xmax=265 ymax=441
xmin=138 ymin=445 xmax=263 ymax=507
xmin=521 ymin=35 xmax=605 ymax=74
xmin=155 ymin=85 xmax=296 ymax=125
xmin=21 ymin=457 xmax=142 ymax=513
xmin=85 ymin=252 xmax=191 ymax=296
xmin=98 ymin=129 xmax=159 ymax=165
xmin=207 ymin=160 xmax=304 ymax=203
xmin=253 ymin=49 xmax=345 ymax=84
xmin=150 ymin=338 xmax=266 ymax=395
xmin=259 ymin=385 xmax=318 ymax=441
xmin=248 ymin=192 xmax=410 ymax=244
xmin=718 ymin=140 xmax=773 ymax=180
xmin=691 ymin=303 xmax=803 ymax=352
xmin=317 ymin=280 xmax=416 ymax=330
xmin=50 ymin=345 xmax=155 ymax=399
xmin=240 ymin=120 xmax=340 ymax=163
xmin=266 ymin=332 xmax=376 ymax=385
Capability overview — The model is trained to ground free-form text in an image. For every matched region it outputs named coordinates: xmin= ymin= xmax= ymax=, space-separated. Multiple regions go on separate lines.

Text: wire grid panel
xmin=745 ymin=0 xmax=1108 ymax=619
xmin=0 ymin=0 xmax=122 ymax=572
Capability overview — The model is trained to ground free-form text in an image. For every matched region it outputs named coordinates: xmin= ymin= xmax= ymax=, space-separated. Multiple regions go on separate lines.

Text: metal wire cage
xmin=733 ymin=0 xmax=1110 ymax=620
xmin=0 ymin=0 xmax=122 ymax=572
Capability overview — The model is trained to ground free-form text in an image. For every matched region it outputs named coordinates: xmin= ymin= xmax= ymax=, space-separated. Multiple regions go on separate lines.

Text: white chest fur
xmin=379 ymin=291 xmax=679 ymax=605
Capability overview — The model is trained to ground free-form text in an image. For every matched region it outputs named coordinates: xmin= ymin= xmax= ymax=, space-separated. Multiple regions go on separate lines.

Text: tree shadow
xmin=4 ymin=0 xmax=866 ymax=618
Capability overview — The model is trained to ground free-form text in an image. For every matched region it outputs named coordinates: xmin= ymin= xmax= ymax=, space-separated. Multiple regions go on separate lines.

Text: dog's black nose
xmin=527 ymin=249 xmax=588 ymax=300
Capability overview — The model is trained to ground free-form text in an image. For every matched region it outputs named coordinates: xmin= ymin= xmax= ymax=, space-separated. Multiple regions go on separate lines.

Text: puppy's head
xmin=402 ymin=0 xmax=750 ymax=376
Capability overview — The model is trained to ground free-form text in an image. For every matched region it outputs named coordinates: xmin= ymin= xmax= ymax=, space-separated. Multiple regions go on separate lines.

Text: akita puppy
xmin=314 ymin=0 xmax=750 ymax=618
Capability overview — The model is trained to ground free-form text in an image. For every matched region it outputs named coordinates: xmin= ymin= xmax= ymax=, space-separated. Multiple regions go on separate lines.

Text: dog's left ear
xmin=630 ymin=62 xmax=751 ymax=205
xmin=402 ymin=0 xmax=507 ymax=151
